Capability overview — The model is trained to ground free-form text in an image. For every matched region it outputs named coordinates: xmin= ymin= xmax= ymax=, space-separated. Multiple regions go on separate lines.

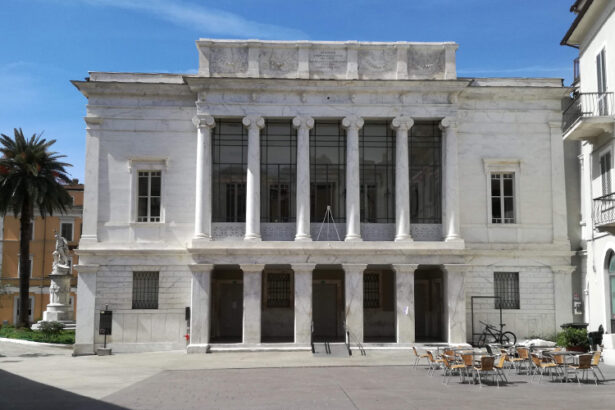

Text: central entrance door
xmin=414 ymin=268 xmax=444 ymax=341
xmin=211 ymin=268 xmax=243 ymax=343
xmin=312 ymin=268 xmax=345 ymax=342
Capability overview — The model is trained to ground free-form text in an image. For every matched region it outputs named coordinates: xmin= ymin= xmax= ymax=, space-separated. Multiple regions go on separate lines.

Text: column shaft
xmin=393 ymin=264 xmax=417 ymax=344
xmin=293 ymin=117 xmax=314 ymax=241
xmin=342 ymin=116 xmax=364 ymax=242
xmin=243 ymin=116 xmax=265 ymax=241
xmin=344 ymin=264 xmax=366 ymax=343
xmin=188 ymin=265 xmax=212 ymax=353
xmin=242 ymin=264 xmax=264 ymax=344
xmin=193 ymin=115 xmax=215 ymax=240
xmin=392 ymin=116 xmax=414 ymax=241
xmin=293 ymin=264 xmax=315 ymax=345
xmin=444 ymin=265 xmax=467 ymax=344
xmin=440 ymin=119 xmax=462 ymax=242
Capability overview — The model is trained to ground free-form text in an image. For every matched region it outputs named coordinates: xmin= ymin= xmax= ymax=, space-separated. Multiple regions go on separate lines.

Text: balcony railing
xmin=563 ymin=92 xmax=614 ymax=133
xmin=593 ymin=193 xmax=615 ymax=227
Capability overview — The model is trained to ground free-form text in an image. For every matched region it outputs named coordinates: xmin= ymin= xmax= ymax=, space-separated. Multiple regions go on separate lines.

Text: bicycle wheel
xmin=477 ymin=333 xmax=497 ymax=347
xmin=500 ymin=331 xmax=516 ymax=346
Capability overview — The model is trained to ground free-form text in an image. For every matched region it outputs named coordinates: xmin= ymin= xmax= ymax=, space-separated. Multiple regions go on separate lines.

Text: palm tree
xmin=0 ymin=128 xmax=72 ymax=328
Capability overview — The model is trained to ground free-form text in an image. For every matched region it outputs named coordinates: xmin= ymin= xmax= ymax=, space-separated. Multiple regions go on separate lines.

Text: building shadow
xmin=0 ymin=369 xmax=127 ymax=410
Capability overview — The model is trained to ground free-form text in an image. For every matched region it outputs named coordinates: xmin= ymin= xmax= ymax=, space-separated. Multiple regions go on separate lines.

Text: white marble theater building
xmin=73 ymin=39 xmax=575 ymax=354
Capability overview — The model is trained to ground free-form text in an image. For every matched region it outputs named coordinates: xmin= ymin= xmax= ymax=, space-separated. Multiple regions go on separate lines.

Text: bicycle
xmin=477 ymin=321 xmax=517 ymax=347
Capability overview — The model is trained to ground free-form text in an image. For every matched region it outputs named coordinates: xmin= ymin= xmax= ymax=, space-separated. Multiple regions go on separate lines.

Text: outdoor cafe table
xmin=542 ymin=351 xmax=579 ymax=382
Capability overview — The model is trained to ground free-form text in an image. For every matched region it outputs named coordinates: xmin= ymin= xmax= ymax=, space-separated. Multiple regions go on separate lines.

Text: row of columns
xmin=187 ymin=263 xmax=467 ymax=352
xmin=192 ymin=114 xmax=462 ymax=243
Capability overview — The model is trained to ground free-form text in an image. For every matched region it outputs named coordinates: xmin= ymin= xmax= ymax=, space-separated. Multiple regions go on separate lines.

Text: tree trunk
xmin=17 ymin=199 xmax=33 ymax=328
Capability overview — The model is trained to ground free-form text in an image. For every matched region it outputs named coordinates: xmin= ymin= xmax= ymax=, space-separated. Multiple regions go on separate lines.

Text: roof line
xmin=561 ymin=0 xmax=594 ymax=47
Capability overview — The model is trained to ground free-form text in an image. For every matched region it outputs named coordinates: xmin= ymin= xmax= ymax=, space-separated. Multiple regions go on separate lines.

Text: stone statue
xmin=52 ymin=231 xmax=70 ymax=269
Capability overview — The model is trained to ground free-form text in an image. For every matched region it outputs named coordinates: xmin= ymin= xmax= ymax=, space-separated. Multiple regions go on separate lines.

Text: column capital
xmin=439 ymin=117 xmax=457 ymax=130
xmin=391 ymin=116 xmax=414 ymax=132
xmin=292 ymin=116 xmax=314 ymax=130
xmin=240 ymin=263 xmax=265 ymax=273
xmin=392 ymin=264 xmax=418 ymax=274
xmin=341 ymin=115 xmax=364 ymax=131
xmin=188 ymin=263 xmax=214 ymax=273
xmin=192 ymin=114 xmax=215 ymax=129
xmin=74 ymin=264 xmax=99 ymax=274
xmin=342 ymin=263 xmax=367 ymax=273
xmin=292 ymin=263 xmax=316 ymax=273
xmin=551 ymin=265 xmax=575 ymax=275
xmin=242 ymin=115 xmax=265 ymax=130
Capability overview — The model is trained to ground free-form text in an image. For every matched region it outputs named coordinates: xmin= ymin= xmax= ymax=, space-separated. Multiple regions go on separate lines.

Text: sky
xmin=0 ymin=0 xmax=579 ymax=182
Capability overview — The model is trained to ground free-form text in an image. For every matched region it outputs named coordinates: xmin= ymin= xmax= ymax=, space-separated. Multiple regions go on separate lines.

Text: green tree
xmin=0 ymin=128 xmax=72 ymax=328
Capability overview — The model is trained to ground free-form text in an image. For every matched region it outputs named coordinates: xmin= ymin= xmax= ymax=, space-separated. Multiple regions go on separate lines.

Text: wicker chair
xmin=473 ymin=356 xmax=498 ymax=387
xmin=494 ymin=353 xmax=509 ymax=383
xmin=426 ymin=350 xmax=443 ymax=376
xmin=442 ymin=355 xmax=468 ymax=385
xmin=591 ymin=351 xmax=606 ymax=381
xmin=569 ymin=354 xmax=600 ymax=385
xmin=530 ymin=353 xmax=560 ymax=383
xmin=412 ymin=346 xmax=430 ymax=369
xmin=509 ymin=346 xmax=531 ymax=374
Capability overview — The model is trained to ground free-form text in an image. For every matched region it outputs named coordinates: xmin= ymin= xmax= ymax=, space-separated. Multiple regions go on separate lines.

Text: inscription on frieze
xmin=310 ymin=49 xmax=347 ymax=72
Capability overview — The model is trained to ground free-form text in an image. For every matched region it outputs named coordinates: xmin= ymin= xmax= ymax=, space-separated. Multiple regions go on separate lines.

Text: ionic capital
xmin=292 ymin=116 xmax=314 ymax=131
xmin=341 ymin=115 xmax=364 ymax=131
xmin=242 ymin=115 xmax=265 ymax=130
xmin=392 ymin=264 xmax=419 ymax=274
xmin=551 ymin=265 xmax=575 ymax=275
xmin=188 ymin=263 xmax=214 ymax=273
xmin=292 ymin=263 xmax=316 ymax=274
xmin=443 ymin=264 xmax=468 ymax=274
xmin=391 ymin=116 xmax=414 ymax=132
xmin=342 ymin=264 xmax=368 ymax=274
xmin=192 ymin=114 xmax=215 ymax=130
xmin=240 ymin=263 xmax=265 ymax=274
xmin=439 ymin=117 xmax=457 ymax=131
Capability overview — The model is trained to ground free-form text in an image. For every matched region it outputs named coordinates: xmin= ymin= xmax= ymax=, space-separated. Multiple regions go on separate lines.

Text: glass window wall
xmin=212 ymin=119 xmax=247 ymax=222
xmin=409 ymin=121 xmax=442 ymax=223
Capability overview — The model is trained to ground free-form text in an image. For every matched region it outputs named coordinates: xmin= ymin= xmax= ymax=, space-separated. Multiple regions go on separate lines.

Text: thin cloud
xmin=63 ymin=0 xmax=306 ymax=39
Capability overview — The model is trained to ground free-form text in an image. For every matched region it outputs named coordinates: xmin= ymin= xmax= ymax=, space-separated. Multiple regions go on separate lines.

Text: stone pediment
xmin=196 ymin=40 xmax=457 ymax=81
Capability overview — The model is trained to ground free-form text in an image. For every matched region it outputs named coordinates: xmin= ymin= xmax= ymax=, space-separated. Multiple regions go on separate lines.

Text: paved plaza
xmin=1 ymin=339 xmax=615 ymax=410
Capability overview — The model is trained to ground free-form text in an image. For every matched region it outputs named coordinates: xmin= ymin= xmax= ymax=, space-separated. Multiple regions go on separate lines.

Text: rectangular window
xmin=491 ymin=173 xmax=515 ymax=223
xmin=61 ymin=221 xmax=74 ymax=242
xmin=597 ymin=48 xmax=608 ymax=116
xmin=261 ymin=120 xmax=296 ymax=223
xmin=311 ymin=121 xmax=346 ymax=222
xmin=494 ymin=272 xmax=520 ymax=309
xmin=600 ymin=151 xmax=612 ymax=195
xmin=14 ymin=296 xmax=34 ymax=323
xmin=137 ymin=171 xmax=161 ymax=222
xmin=132 ymin=271 xmax=159 ymax=309
xmin=360 ymin=121 xmax=395 ymax=223
xmin=364 ymin=273 xmax=380 ymax=308
xmin=213 ymin=120 xmax=248 ymax=222
xmin=409 ymin=121 xmax=442 ymax=223
xmin=265 ymin=272 xmax=291 ymax=308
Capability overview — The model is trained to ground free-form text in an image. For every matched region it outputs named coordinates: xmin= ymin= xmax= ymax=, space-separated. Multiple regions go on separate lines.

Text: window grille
xmin=132 ymin=271 xmax=159 ymax=309
xmin=364 ymin=273 xmax=380 ymax=308
xmin=491 ymin=173 xmax=515 ymax=224
xmin=494 ymin=272 xmax=519 ymax=309
xmin=266 ymin=273 xmax=291 ymax=308
xmin=137 ymin=171 xmax=161 ymax=222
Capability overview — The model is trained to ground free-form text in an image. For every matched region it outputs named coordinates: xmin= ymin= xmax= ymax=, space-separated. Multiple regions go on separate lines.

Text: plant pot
xmin=566 ymin=345 xmax=587 ymax=353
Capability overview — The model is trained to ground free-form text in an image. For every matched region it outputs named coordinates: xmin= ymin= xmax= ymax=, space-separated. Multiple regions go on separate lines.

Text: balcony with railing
xmin=562 ymin=92 xmax=615 ymax=140
xmin=593 ymin=193 xmax=615 ymax=230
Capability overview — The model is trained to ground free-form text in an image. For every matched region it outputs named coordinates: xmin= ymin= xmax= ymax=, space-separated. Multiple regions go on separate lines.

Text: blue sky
xmin=1 ymin=0 xmax=578 ymax=181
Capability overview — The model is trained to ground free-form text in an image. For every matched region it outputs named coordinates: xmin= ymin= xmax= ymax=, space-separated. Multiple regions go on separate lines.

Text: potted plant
xmin=556 ymin=327 xmax=589 ymax=352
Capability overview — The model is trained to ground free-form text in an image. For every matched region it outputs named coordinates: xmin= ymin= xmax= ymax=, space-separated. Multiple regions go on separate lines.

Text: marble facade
xmin=73 ymin=40 xmax=574 ymax=355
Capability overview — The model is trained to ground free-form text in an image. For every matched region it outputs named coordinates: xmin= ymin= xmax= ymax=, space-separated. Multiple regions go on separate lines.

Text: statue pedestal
xmin=33 ymin=265 xmax=76 ymax=330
